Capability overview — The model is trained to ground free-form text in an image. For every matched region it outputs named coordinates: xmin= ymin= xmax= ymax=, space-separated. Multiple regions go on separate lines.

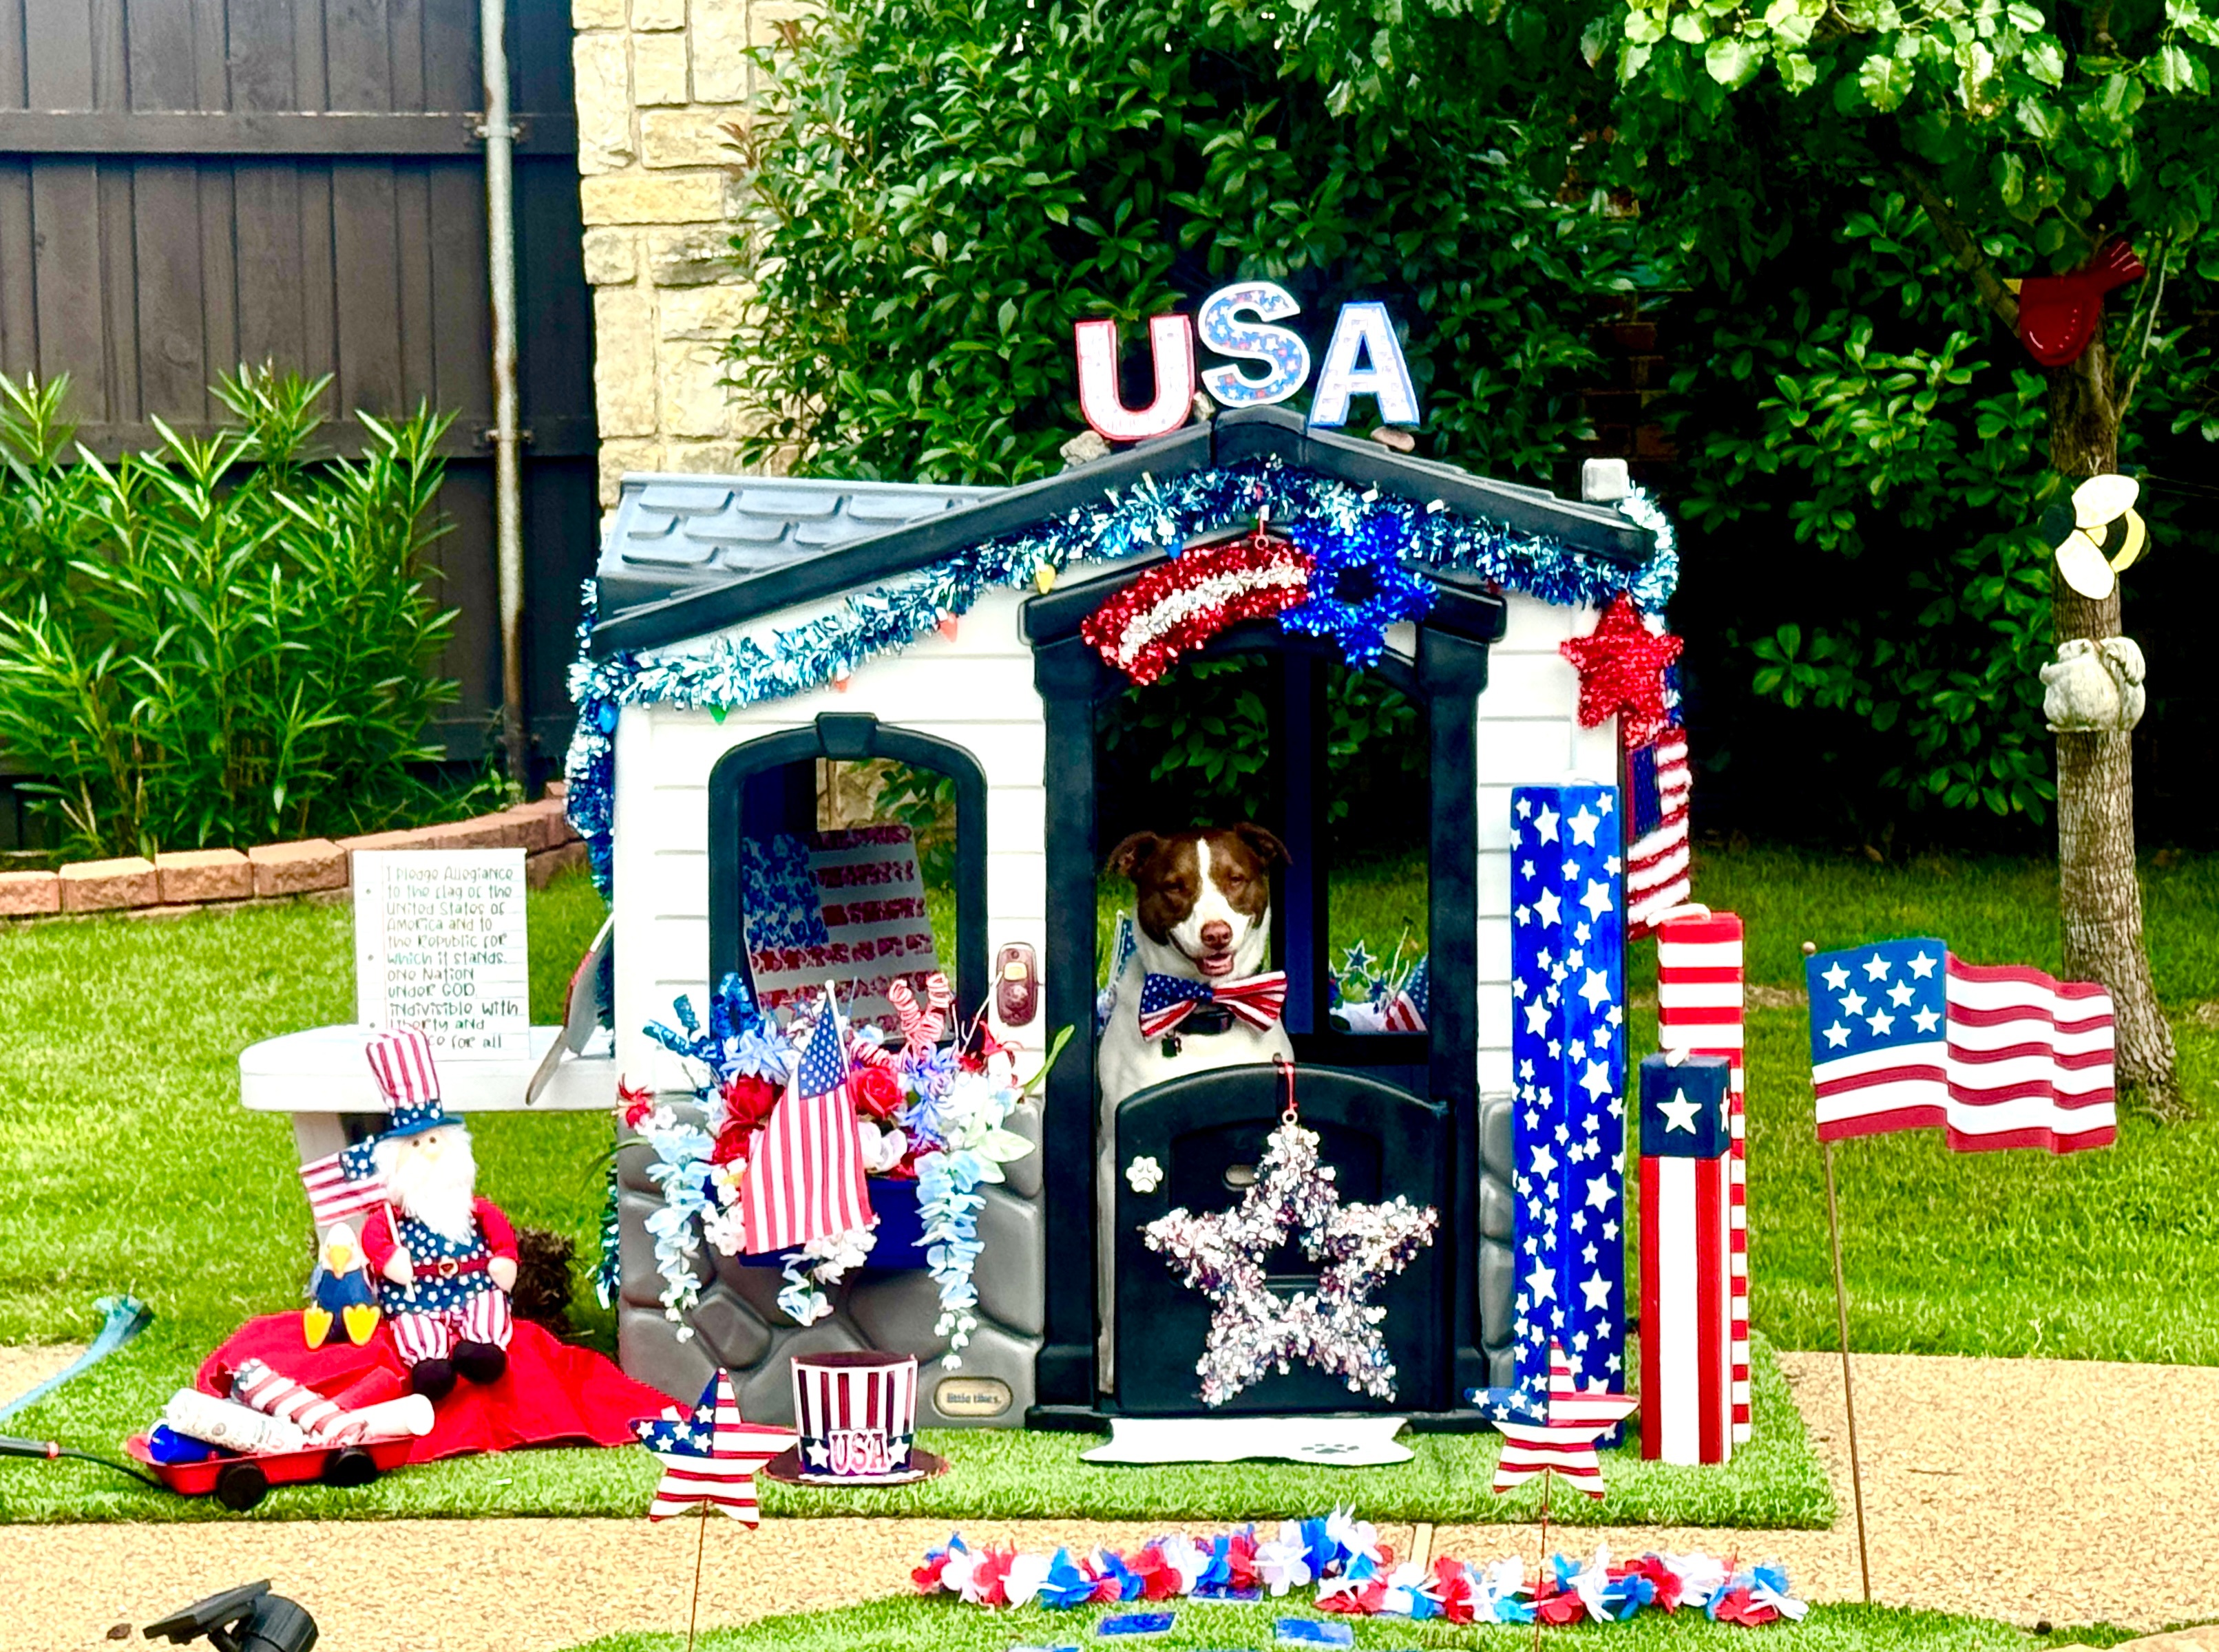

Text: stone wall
xmin=571 ymin=0 xmax=807 ymax=504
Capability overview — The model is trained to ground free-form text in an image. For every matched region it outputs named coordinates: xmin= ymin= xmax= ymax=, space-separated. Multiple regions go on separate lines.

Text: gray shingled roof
xmin=596 ymin=474 xmax=998 ymax=615
xmin=589 ymin=410 xmax=1657 ymax=657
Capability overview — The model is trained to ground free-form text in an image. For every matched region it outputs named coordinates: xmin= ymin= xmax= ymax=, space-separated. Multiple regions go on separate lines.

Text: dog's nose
xmin=1201 ymin=920 xmax=1233 ymax=952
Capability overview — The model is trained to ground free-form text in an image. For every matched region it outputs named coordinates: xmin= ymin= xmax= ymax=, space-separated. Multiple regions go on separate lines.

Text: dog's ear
xmin=1230 ymin=823 xmax=1292 ymax=870
xmin=1106 ymin=832 xmax=1163 ymax=879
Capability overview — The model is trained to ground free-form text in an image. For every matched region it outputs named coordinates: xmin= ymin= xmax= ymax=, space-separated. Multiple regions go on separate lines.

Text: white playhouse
xmin=568 ymin=405 xmax=1681 ymax=1430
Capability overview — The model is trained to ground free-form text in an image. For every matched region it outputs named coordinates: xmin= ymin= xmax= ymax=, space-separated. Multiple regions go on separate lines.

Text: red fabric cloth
xmin=198 ymin=1313 xmax=671 ymax=1465
xmin=359 ymin=1196 xmax=520 ymax=1278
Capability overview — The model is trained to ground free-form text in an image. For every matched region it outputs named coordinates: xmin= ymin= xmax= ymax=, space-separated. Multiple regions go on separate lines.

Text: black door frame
xmin=703 ymin=712 xmax=991 ymax=1031
xmin=1022 ymin=563 xmax=1506 ymax=1423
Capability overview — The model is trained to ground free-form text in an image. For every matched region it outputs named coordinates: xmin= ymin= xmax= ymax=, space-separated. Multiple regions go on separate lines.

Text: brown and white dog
xmin=1096 ymin=823 xmax=1295 ymax=1112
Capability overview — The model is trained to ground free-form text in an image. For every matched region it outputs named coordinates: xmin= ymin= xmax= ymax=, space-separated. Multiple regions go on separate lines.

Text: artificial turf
xmin=557 ymin=1595 xmax=2151 ymax=1651
xmin=0 ymin=846 xmax=2214 ymax=1523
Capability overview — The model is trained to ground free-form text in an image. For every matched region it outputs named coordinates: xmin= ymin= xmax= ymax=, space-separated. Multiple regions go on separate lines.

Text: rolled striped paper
xmin=231 ymin=1359 xmax=346 ymax=1442
xmin=790 ymin=1351 xmax=918 ymax=1481
xmin=1654 ymin=909 xmax=1750 ymax=1446
xmin=1638 ymin=1054 xmax=1734 ymax=1465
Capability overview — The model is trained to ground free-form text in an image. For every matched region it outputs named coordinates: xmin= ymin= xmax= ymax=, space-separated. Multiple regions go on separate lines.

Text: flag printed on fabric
xmin=1505 ymin=784 xmax=1627 ymax=1410
xmin=299 ymin=1141 xmax=388 ymax=1229
xmin=1623 ymin=726 xmax=1692 ymax=938
xmin=738 ymin=995 xmax=876 ymax=1256
xmin=633 ymin=1369 xmax=796 ymax=1525
xmin=1805 ymin=939 xmax=2116 ymax=1153
xmin=1137 ymin=970 xmax=1288 ymax=1038
xmin=1655 ymin=910 xmax=1751 ymax=1445
xmin=1381 ymin=955 xmax=1428 ymax=1033
xmin=1491 ymin=1339 xmax=1639 ymax=1501
xmin=740 ymin=827 xmax=943 ymax=1030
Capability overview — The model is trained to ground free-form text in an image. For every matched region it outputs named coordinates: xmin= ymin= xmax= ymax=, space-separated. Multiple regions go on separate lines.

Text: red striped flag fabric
xmin=1491 ymin=1340 xmax=1639 ymax=1502
xmin=1807 ymin=939 xmax=2116 ymax=1152
xmin=364 ymin=1024 xmax=440 ymax=1105
xmin=1655 ymin=909 xmax=1750 ymax=1445
xmin=739 ymin=994 xmax=876 ymax=1256
xmin=1637 ymin=1055 xmax=1733 ymax=1465
xmin=299 ymin=1150 xmax=388 ymax=1229
xmin=1624 ymin=726 xmax=1692 ymax=938
xmin=633 ymin=1369 xmax=796 ymax=1525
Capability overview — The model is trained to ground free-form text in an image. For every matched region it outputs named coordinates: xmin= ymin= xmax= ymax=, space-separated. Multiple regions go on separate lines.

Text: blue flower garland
xmin=565 ymin=459 xmax=1677 ymax=895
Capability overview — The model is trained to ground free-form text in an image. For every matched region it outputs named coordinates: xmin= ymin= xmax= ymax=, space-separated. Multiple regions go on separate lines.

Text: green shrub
xmin=0 ymin=368 xmax=463 ymax=858
xmin=721 ymin=0 xmax=1635 ymax=487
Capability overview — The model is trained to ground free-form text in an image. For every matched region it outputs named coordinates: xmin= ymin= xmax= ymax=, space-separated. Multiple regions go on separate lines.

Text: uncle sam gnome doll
xmin=355 ymin=1026 xmax=520 ymax=1400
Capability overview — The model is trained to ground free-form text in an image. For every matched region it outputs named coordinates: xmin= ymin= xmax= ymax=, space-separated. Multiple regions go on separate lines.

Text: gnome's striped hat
xmin=364 ymin=1026 xmax=448 ymax=1139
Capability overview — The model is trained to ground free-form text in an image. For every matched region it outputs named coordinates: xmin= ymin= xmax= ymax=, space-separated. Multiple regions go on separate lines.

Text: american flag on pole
xmin=632 ymin=1369 xmax=796 ymax=1525
xmin=1491 ymin=1339 xmax=1639 ymax=1501
xmin=1805 ymin=938 xmax=2116 ymax=1153
xmin=1655 ymin=909 xmax=1751 ymax=1444
xmin=1623 ymin=726 xmax=1692 ymax=938
xmin=1637 ymin=1053 xmax=1734 ymax=1465
xmin=738 ymin=991 xmax=876 ymax=1256
xmin=298 ymin=1141 xmax=388 ymax=1229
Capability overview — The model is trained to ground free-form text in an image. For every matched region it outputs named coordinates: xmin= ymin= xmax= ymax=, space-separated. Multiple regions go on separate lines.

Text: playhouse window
xmin=715 ymin=734 xmax=980 ymax=1039
xmin=1096 ymin=649 xmax=1431 ymax=1050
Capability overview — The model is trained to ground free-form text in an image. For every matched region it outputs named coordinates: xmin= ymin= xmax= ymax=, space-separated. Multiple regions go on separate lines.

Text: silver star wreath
xmin=1142 ymin=1117 xmax=1439 ymax=1406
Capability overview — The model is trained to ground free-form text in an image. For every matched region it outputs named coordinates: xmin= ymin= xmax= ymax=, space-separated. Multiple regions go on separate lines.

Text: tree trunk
xmin=2045 ymin=329 xmax=2183 ymax=1117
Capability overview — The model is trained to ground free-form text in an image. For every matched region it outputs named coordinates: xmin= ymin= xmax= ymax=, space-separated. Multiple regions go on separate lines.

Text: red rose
xmin=851 ymin=1063 xmax=905 ymax=1121
xmin=711 ymin=1074 xmax=781 ymax=1165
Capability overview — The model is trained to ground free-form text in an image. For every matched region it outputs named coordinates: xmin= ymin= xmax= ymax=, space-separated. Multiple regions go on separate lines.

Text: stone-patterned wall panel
xmin=973 ymin=1185 xmax=1045 ymax=1337
xmin=916 ymin=1321 xmax=1039 ymax=1428
xmin=620 ymin=1304 xmax=714 ymax=1404
xmin=1478 ymin=1090 xmax=1518 ymax=1389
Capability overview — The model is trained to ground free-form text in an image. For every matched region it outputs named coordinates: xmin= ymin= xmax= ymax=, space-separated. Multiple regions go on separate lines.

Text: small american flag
xmin=633 ymin=1369 xmax=796 ymax=1525
xmin=1490 ymin=1339 xmax=1639 ymax=1502
xmin=1624 ymin=725 xmax=1692 ymax=938
xmin=1805 ymin=938 xmax=2116 ymax=1153
xmin=738 ymin=991 xmax=876 ymax=1256
xmin=299 ymin=1141 xmax=387 ymax=1229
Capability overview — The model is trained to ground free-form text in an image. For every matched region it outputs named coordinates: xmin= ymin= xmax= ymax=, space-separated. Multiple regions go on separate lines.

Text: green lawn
xmin=0 ymin=845 xmax=2214 ymax=1524
xmin=559 ymin=1595 xmax=2150 ymax=1652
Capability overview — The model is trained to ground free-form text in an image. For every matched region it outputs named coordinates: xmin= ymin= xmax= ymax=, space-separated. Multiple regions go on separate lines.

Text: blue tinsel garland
xmin=564 ymin=459 xmax=1677 ymax=895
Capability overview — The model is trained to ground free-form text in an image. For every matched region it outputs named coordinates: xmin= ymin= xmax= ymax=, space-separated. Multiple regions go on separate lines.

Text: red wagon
xmin=125 ymin=1431 xmax=414 ymax=1511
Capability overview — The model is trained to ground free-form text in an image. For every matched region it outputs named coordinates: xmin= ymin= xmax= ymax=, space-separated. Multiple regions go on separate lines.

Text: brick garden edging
xmin=0 ymin=784 xmax=583 ymax=921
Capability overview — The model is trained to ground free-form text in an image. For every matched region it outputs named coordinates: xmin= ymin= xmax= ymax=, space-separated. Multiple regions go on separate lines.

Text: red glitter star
xmin=1559 ymin=595 xmax=1682 ymax=747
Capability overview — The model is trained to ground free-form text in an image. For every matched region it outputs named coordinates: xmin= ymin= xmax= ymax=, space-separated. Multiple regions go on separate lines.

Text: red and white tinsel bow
xmin=1080 ymin=532 xmax=1314 ymax=685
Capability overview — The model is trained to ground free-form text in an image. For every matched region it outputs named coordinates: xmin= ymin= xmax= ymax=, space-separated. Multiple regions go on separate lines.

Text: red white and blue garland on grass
xmin=913 ymin=1511 xmax=1805 ymax=1628
xmin=564 ymin=459 xmax=1676 ymax=894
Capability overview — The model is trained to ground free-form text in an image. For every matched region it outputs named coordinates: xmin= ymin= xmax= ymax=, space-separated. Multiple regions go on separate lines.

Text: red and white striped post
xmin=1637 ymin=1052 xmax=1734 ymax=1463
xmin=1655 ymin=909 xmax=1749 ymax=1445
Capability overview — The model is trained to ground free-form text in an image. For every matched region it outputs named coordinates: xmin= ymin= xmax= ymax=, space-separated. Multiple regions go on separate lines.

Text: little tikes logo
xmin=1075 ymin=280 xmax=1420 ymax=443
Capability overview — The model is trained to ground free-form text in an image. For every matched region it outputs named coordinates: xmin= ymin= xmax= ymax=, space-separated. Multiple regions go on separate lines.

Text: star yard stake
xmin=632 ymin=1369 xmax=797 ymax=1652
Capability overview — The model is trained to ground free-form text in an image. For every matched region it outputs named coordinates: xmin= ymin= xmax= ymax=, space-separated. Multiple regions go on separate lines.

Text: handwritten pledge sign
xmin=353 ymin=850 xmax=530 ymax=1059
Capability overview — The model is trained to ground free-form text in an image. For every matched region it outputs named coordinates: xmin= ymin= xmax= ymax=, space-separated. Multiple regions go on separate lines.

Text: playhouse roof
xmin=590 ymin=406 xmax=1655 ymax=657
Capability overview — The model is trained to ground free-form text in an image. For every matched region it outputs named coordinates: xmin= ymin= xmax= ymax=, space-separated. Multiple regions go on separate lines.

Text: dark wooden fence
xmin=0 ymin=0 xmax=595 ymax=845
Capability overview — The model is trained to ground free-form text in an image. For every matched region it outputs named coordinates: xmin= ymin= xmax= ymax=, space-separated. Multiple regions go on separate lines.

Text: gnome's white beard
xmin=376 ymin=1129 xmax=480 ymax=1245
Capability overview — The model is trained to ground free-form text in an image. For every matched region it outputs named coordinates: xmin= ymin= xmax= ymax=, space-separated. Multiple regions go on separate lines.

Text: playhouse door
xmin=1113 ymin=1064 xmax=1449 ymax=1415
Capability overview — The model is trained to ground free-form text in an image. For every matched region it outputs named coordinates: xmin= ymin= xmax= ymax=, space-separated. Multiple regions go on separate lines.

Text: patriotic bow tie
xmin=1138 ymin=971 xmax=1287 ymax=1039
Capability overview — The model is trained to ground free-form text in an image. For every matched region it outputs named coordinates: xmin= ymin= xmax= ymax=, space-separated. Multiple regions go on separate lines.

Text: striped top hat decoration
xmin=364 ymin=1025 xmax=449 ymax=1139
xmin=789 ymin=1351 xmax=918 ymax=1481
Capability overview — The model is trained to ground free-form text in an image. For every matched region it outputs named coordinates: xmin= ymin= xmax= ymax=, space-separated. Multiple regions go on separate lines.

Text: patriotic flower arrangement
xmin=914 ymin=1510 xmax=1806 ymax=1628
xmin=624 ymin=972 xmax=1035 ymax=1341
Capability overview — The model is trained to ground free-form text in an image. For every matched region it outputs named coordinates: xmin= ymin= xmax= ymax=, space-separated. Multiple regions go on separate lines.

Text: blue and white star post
xmin=1484 ymin=784 xmax=1628 ymax=1424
